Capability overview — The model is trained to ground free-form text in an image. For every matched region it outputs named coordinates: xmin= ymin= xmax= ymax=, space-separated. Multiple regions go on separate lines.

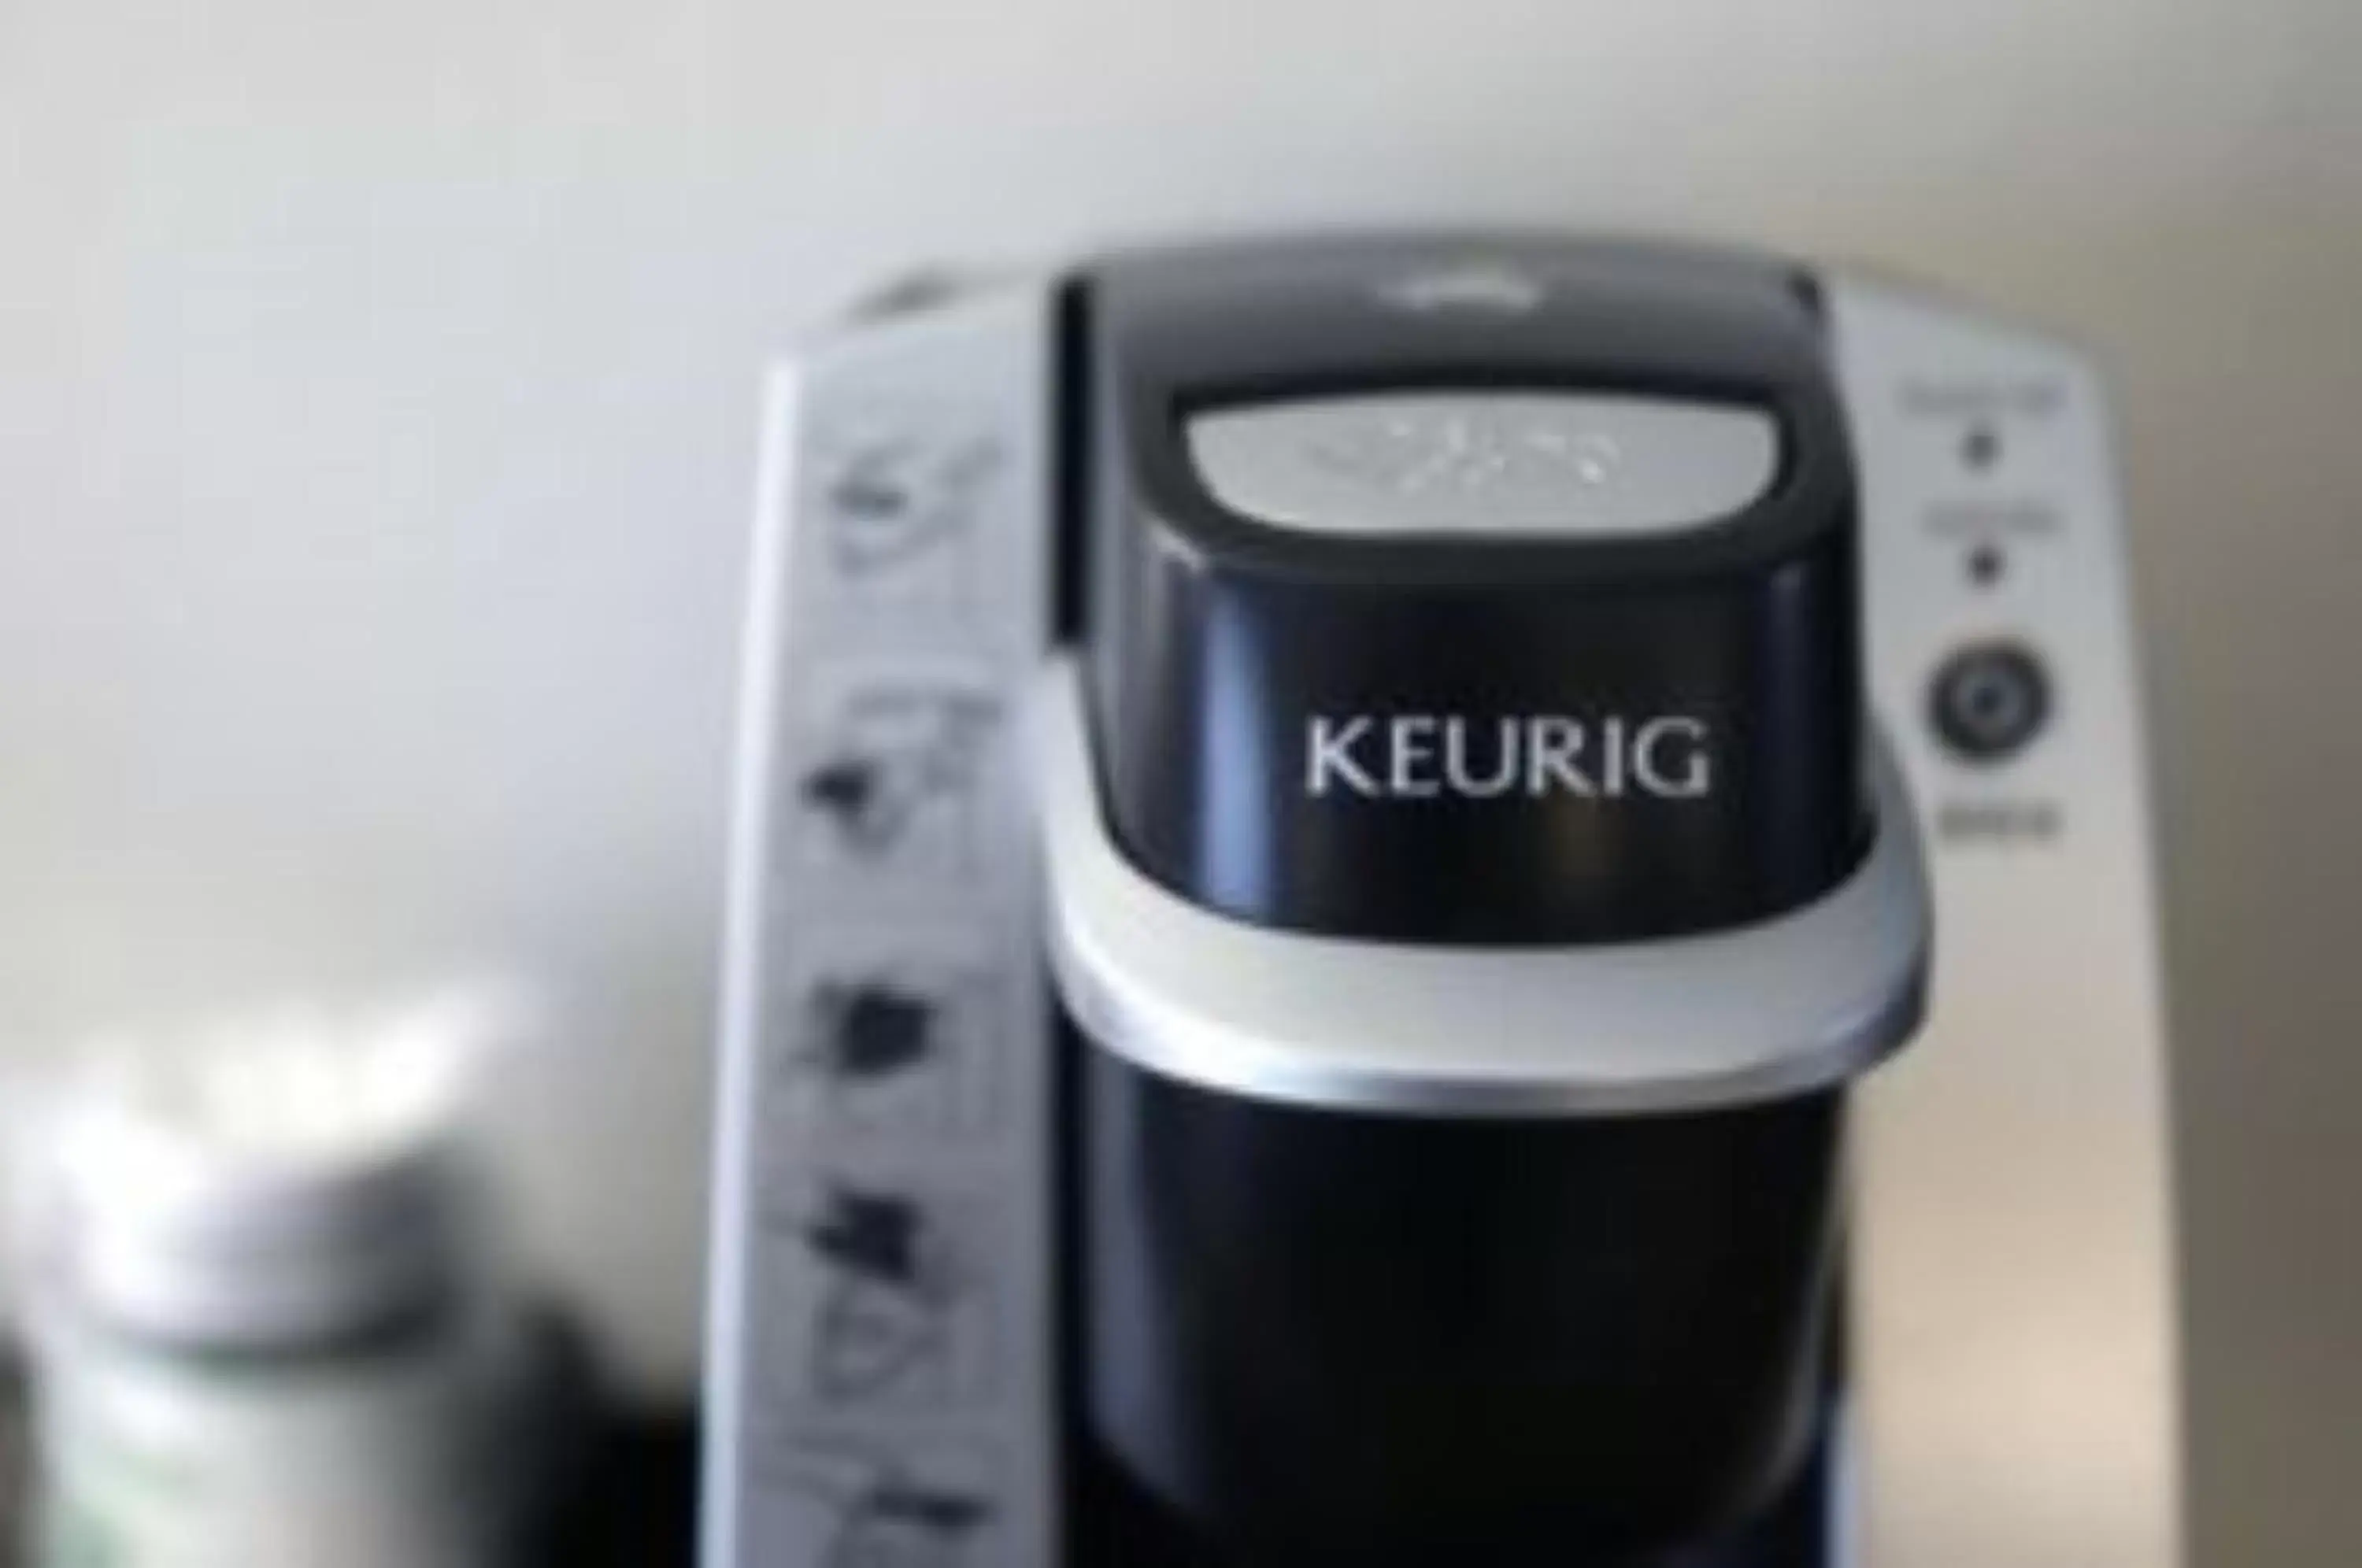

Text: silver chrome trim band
xmin=1034 ymin=657 xmax=1930 ymax=1117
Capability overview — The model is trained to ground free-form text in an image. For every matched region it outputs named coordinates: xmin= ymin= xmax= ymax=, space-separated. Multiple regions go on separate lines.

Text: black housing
xmin=1077 ymin=235 xmax=1867 ymax=944
xmin=1062 ymin=235 xmax=1877 ymax=1564
xmin=1076 ymin=1048 xmax=1845 ymax=1565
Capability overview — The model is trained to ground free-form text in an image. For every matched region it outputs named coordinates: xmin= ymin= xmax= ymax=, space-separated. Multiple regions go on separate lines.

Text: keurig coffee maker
xmin=702 ymin=236 xmax=2183 ymax=1567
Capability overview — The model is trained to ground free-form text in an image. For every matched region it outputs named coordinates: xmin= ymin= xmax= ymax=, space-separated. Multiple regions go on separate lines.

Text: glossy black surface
xmin=1075 ymin=235 xmax=1868 ymax=943
xmin=1076 ymin=1045 xmax=1847 ymax=1563
xmin=1069 ymin=1414 xmax=1838 ymax=1568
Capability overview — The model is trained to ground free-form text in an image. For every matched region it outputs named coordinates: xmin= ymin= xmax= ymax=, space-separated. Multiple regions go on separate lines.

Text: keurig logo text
xmin=1305 ymin=714 xmax=1714 ymax=802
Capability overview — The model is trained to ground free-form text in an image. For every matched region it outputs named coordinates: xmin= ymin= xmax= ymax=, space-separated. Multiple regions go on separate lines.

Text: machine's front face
xmin=702 ymin=237 xmax=2182 ymax=1568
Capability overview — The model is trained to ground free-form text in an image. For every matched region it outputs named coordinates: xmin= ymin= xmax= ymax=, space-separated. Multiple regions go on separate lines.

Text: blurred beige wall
xmin=2 ymin=2 xmax=2357 ymax=1560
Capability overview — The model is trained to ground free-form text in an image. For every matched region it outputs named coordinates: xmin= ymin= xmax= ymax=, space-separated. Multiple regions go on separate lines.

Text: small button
xmin=1929 ymin=642 xmax=2051 ymax=764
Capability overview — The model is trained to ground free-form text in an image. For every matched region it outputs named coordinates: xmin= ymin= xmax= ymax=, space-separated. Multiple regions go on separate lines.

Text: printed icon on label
xmin=806 ymin=412 xmax=1005 ymax=611
xmin=814 ymin=979 xmax=939 ymax=1079
xmin=784 ymin=962 xmax=1002 ymax=1137
xmin=770 ymin=1440 xmax=1001 ymax=1568
xmin=769 ymin=1181 xmax=998 ymax=1411
xmin=797 ymin=685 xmax=1002 ymax=878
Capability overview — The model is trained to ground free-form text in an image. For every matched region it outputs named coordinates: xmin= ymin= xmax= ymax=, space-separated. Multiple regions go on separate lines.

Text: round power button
xmin=1929 ymin=642 xmax=2052 ymax=764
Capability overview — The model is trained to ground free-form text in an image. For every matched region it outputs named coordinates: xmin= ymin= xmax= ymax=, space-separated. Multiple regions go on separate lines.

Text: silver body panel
xmin=1831 ymin=279 xmax=2185 ymax=1568
xmin=705 ymin=261 xmax=2185 ymax=1567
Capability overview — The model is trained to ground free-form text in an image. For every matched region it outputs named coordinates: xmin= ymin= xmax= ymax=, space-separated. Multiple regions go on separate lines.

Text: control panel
xmin=1833 ymin=281 xmax=2182 ymax=1567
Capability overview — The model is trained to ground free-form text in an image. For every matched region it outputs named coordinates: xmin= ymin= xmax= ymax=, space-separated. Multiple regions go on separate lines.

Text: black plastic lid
xmin=1073 ymin=235 xmax=1867 ymax=944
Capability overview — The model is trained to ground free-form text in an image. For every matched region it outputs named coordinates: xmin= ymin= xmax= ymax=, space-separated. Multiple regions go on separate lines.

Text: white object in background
xmin=16 ymin=996 xmax=535 ymax=1568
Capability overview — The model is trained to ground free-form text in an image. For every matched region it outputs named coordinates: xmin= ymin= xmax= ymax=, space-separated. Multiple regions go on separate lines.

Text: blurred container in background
xmin=8 ymin=997 xmax=543 ymax=1568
